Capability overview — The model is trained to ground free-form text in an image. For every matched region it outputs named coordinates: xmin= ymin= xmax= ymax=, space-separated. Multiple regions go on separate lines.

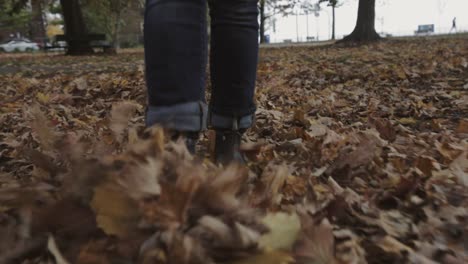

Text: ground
xmin=0 ymin=37 xmax=467 ymax=263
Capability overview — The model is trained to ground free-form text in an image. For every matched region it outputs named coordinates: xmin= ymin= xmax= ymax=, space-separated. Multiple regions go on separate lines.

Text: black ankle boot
xmin=171 ymin=131 xmax=199 ymax=154
xmin=214 ymin=130 xmax=245 ymax=165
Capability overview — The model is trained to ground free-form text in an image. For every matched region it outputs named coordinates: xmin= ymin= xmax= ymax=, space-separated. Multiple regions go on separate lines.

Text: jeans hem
xmin=208 ymin=111 xmax=255 ymax=130
xmin=146 ymin=101 xmax=208 ymax=132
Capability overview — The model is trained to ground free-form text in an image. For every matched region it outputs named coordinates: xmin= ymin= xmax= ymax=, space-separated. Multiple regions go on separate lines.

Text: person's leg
xmin=209 ymin=0 xmax=259 ymax=163
xmin=208 ymin=0 xmax=259 ymax=128
xmin=145 ymin=0 xmax=208 ymax=133
xmin=208 ymin=0 xmax=259 ymax=163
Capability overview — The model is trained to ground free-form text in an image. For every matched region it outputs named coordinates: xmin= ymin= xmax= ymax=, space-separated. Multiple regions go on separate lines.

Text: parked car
xmin=44 ymin=41 xmax=67 ymax=52
xmin=0 ymin=39 xmax=40 ymax=52
xmin=415 ymin=24 xmax=435 ymax=35
xmin=379 ymin=32 xmax=393 ymax=38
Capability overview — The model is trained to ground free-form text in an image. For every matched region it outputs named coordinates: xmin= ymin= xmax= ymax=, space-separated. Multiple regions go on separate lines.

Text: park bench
xmin=415 ymin=24 xmax=434 ymax=35
xmin=45 ymin=34 xmax=112 ymax=52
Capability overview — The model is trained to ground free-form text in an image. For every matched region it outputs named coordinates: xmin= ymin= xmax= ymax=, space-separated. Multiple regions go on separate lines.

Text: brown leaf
xmin=334 ymin=229 xmax=366 ymax=263
xmin=77 ymin=241 xmax=111 ymax=264
xmin=160 ymin=231 xmax=209 ymax=264
xmin=142 ymin=175 xmax=199 ymax=230
xmin=294 ymin=217 xmax=336 ymax=264
xmin=229 ymin=250 xmax=294 ymax=264
xmin=109 ymin=101 xmax=140 ymax=143
xmin=369 ymin=117 xmax=396 ymax=142
xmin=436 ymin=141 xmax=464 ymax=163
xmin=91 ymin=183 xmax=140 ymax=238
xmin=240 ymin=141 xmax=268 ymax=162
xmin=251 ymin=163 xmax=289 ymax=207
xmin=293 ymin=109 xmax=310 ymax=127
xmin=189 ymin=164 xmax=252 ymax=222
xmin=32 ymin=198 xmax=99 ymax=241
xmin=414 ymin=155 xmax=440 ymax=177
xmin=375 ymin=236 xmax=437 ymax=264
xmin=117 ymin=157 xmax=162 ymax=200
xmin=22 ymin=148 xmax=62 ymax=177
xmin=326 ymin=130 xmax=385 ymax=175
xmin=449 ymin=150 xmax=468 ymax=186
xmin=455 ymin=119 xmax=468 ymax=134
xmin=28 ymin=104 xmax=57 ymax=150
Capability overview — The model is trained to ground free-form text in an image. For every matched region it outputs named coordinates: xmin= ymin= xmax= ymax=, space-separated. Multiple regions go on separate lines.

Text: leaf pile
xmin=1 ymin=37 xmax=468 ymax=263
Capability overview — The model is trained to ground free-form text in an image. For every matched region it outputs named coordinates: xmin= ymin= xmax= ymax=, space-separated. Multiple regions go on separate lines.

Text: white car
xmin=0 ymin=40 xmax=40 ymax=52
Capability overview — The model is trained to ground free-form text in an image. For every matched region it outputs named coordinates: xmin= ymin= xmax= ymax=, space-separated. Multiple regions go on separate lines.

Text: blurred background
xmin=0 ymin=0 xmax=466 ymax=51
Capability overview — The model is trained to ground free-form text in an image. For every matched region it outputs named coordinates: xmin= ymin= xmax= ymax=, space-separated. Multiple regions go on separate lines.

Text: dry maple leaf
xmin=251 ymin=162 xmax=289 ymax=207
xmin=293 ymin=215 xmax=336 ymax=264
xmin=369 ymin=116 xmax=396 ymax=142
xmin=449 ymin=150 xmax=468 ymax=187
xmin=27 ymin=104 xmax=58 ymax=151
xmin=91 ymin=182 xmax=141 ymax=238
xmin=109 ymin=101 xmax=141 ymax=144
xmin=333 ymin=229 xmax=366 ymax=264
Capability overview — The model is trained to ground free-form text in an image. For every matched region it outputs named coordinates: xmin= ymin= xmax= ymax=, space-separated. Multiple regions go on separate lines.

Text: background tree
xmin=30 ymin=0 xmax=46 ymax=44
xmin=0 ymin=0 xmax=31 ymax=41
xmin=318 ymin=0 xmax=342 ymax=40
xmin=82 ymin=0 xmax=133 ymax=50
xmin=2 ymin=0 xmax=93 ymax=54
xmin=259 ymin=0 xmax=299 ymax=43
xmin=59 ymin=0 xmax=93 ymax=54
xmin=6 ymin=0 xmax=46 ymax=43
xmin=341 ymin=0 xmax=380 ymax=42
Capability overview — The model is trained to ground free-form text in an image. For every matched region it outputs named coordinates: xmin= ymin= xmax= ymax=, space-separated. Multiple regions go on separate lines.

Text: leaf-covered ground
xmin=0 ymin=37 xmax=467 ymax=263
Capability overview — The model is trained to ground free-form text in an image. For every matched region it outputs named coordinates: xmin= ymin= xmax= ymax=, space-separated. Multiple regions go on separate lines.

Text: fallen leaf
xmin=259 ymin=212 xmax=301 ymax=251
xmin=398 ymin=117 xmax=417 ymax=125
xmin=294 ymin=217 xmax=336 ymax=264
xmin=91 ymin=183 xmax=140 ymax=238
xmin=229 ymin=250 xmax=294 ymax=264
xmin=449 ymin=151 xmax=468 ymax=186
xmin=36 ymin=92 xmax=50 ymax=104
xmin=109 ymin=101 xmax=140 ymax=143
xmin=455 ymin=119 xmax=468 ymax=134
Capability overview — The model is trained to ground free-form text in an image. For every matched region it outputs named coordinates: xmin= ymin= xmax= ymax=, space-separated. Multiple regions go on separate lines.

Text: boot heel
xmin=214 ymin=130 xmax=245 ymax=165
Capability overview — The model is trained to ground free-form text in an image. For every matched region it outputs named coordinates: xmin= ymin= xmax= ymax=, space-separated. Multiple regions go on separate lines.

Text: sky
xmin=269 ymin=0 xmax=468 ymax=42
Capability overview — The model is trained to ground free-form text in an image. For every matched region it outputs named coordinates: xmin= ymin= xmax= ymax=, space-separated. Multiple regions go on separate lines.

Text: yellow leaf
xmin=91 ymin=183 xmax=140 ymax=238
xmin=323 ymin=68 xmax=336 ymax=76
xmin=70 ymin=118 xmax=88 ymax=127
xmin=259 ymin=212 xmax=301 ymax=251
xmin=394 ymin=67 xmax=407 ymax=79
xmin=398 ymin=117 xmax=417 ymax=125
xmin=36 ymin=92 xmax=50 ymax=104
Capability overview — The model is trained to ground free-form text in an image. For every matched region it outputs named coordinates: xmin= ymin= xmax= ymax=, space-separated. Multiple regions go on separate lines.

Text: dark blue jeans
xmin=144 ymin=0 xmax=259 ymax=132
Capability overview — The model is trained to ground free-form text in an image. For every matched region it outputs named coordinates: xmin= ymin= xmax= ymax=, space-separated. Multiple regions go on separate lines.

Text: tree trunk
xmin=341 ymin=0 xmax=380 ymax=42
xmin=60 ymin=0 xmax=94 ymax=55
xmin=30 ymin=0 xmax=46 ymax=46
xmin=259 ymin=0 xmax=266 ymax=43
xmin=331 ymin=5 xmax=335 ymax=40
xmin=112 ymin=11 xmax=122 ymax=49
